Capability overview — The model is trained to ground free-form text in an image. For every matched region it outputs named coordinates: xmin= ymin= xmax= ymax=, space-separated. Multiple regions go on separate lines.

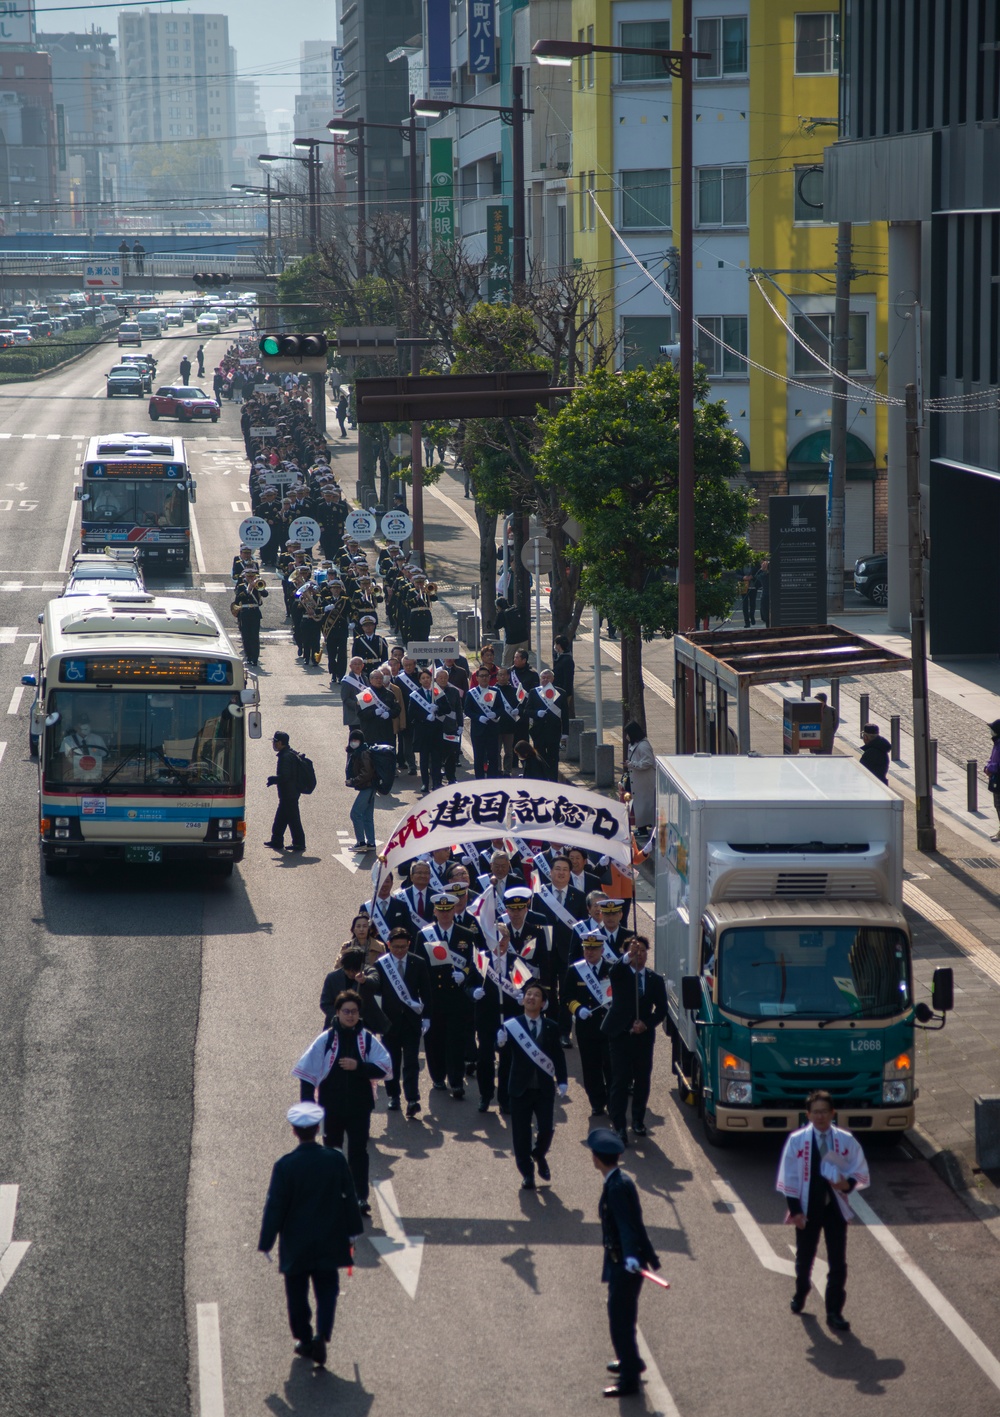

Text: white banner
xmin=380 ymin=778 xmax=632 ymax=872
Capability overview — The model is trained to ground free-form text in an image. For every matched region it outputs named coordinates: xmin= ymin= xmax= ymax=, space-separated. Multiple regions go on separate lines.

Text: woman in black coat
xmin=514 ymin=739 xmax=550 ymax=779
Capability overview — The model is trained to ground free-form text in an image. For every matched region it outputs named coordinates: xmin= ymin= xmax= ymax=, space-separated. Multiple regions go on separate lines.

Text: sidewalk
xmin=330 ymin=430 xmax=1000 ymax=1230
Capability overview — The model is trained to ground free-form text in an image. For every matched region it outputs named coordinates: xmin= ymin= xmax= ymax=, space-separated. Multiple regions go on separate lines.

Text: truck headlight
xmin=720 ymin=1050 xmax=752 ymax=1106
xmin=883 ymin=1051 xmax=913 ymax=1104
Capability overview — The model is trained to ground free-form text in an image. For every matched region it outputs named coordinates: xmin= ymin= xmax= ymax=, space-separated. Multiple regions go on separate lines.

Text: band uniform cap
xmin=581 ymin=928 xmax=606 ymax=943
xmin=287 ymin=1102 xmax=326 ymax=1128
xmin=602 ymin=899 xmax=625 ymax=911
xmin=504 ymin=887 xmax=532 ymax=903
xmin=432 ymin=892 xmax=459 ymax=909
xmin=583 ymin=1127 xmax=625 ymax=1157
xmin=360 ymin=614 xmax=377 ymax=624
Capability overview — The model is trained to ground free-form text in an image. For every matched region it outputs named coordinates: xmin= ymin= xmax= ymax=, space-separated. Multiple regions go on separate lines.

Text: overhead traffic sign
xmin=238 ymin=516 xmax=271 ymax=548
xmin=380 ymin=510 xmax=413 ymax=543
xmin=84 ymin=261 xmax=122 ymax=289
xmin=345 ymin=510 xmax=378 ymax=542
xmin=288 ymin=516 xmax=321 ymax=548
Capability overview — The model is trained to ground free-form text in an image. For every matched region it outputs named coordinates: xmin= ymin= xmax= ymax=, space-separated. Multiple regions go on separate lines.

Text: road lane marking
xmin=0 ymin=626 xmax=15 ymax=644
xmin=23 ymin=643 xmax=35 ymax=664
xmin=196 ymin=1302 xmax=226 ymax=1416
xmin=58 ymin=495 xmax=78 ymax=573
xmin=0 ymin=1185 xmax=31 ymax=1300
xmin=7 ymin=687 xmax=23 ymax=715
xmin=600 ymin=637 xmax=674 ymax=704
xmin=369 ymin=1179 xmax=424 ymax=1298
xmin=636 ymin=1329 xmax=682 ymax=1417
xmin=46 ymin=433 xmax=60 ymax=440
xmin=189 ymin=504 xmax=206 ymax=574
xmin=902 ymin=881 xmax=1000 ymax=988
xmin=230 ymin=501 xmax=249 ymax=513
xmin=851 ymin=1191 xmax=1000 ymax=1392
xmin=713 ymin=1178 xmax=827 ymax=1284
xmin=0 ymin=743 xmax=6 ymax=767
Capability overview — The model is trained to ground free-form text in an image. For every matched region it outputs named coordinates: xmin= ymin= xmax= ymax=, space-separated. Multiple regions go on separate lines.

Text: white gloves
xmin=451 ymin=969 xmax=465 ymax=984
xmin=557 ymin=1083 xmax=569 ymax=1097
xmin=421 ymin=1018 xmax=431 ymax=1035
xmin=578 ymin=1007 xmax=591 ymax=1021
xmin=473 ymin=987 xmax=485 ymax=1001
xmin=625 ymin=1257 xmax=641 ymax=1274
xmin=496 ymin=1028 xmax=508 ymax=1048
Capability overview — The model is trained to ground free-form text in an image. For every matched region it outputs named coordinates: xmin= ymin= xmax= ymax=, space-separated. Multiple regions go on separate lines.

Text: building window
xmin=794 ymin=164 xmax=825 ymax=221
xmin=619 ymin=20 xmax=671 ymax=82
xmin=697 ymin=165 xmax=747 ymax=226
xmin=622 ymin=316 xmax=673 ymax=371
xmin=14 ymin=64 xmax=23 ymax=76
xmin=578 ymin=172 xmax=585 ymax=231
xmin=586 ymin=25 xmax=594 ymax=87
xmin=577 ymin=29 xmax=585 ymax=89
xmin=620 ymin=168 xmax=671 ymax=229
xmin=695 ymin=17 xmax=748 ymax=78
xmin=696 ymin=316 xmax=748 ymax=375
xmin=794 ymin=12 xmax=839 ymax=75
xmin=792 ymin=312 xmax=868 ymax=375
xmin=588 ymin=171 xmax=596 ymax=229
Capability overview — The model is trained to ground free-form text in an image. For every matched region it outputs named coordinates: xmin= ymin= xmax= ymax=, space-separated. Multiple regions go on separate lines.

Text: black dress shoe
xmin=294 ymin=1340 xmax=313 ymax=1358
xmin=386 ymin=1098 xmax=401 ymax=1111
xmin=616 ymin=1128 xmax=629 ymax=1149
xmin=405 ymin=1101 xmax=422 ymax=1117
xmin=477 ymin=1099 xmax=490 ymax=1113
xmin=450 ymin=1088 xmax=465 ymax=1100
xmin=533 ymin=1153 xmax=551 ymax=1182
xmin=559 ymin=1035 xmax=573 ymax=1049
xmin=632 ymin=1122 xmax=647 ymax=1137
xmin=359 ymin=1201 xmax=371 ymax=1217
xmin=310 ymin=1339 xmax=327 ymax=1368
xmin=607 ymin=1361 xmax=647 ymax=1376
xmin=263 ymin=839 xmax=284 ymax=849
xmin=603 ymin=1382 xmax=640 ymax=1398
xmin=790 ymin=1296 xmax=806 ymax=1315
xmin=499 ymin=1104 xmax=511 ymax=1115
xmin=827 ymin=1313 xmax=851 ymax=1331
xmin=520 ymin=1175 xmax=535 ymax=1190
xmin=431 ymin=1081 xmax=448 ymax=1091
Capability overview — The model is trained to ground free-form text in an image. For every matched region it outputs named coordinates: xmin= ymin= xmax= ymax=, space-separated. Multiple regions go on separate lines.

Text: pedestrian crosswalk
xmin=0 ymin=433 xmax=245 ymax=442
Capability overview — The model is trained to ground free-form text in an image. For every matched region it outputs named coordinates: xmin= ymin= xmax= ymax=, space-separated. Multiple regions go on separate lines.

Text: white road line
xmin=21 ymin=433 xmax=35 ymax=439
xmin=903 ymin=881 xmax=1000 ymax=988
xmin=0 ymin=743 xmax=6 ymax=768
xmin=6 ymin=687 xmax=23 ymax=715
xmin=0 ymin=433 xmax=10 ymax=439
xmin=22 ymin=644 xmax=35 ymax=665
xmin=851 ymin=1191 xmax=1000 ymax=1393
xmin=369 ymin=1179 xmax=424 ymax=1298
xmin=713 ymin=1179 xmax=795 ymax=1277
xmin=0 ymin=1184 xmax=31 ymax=1299
xmin=196 ymin=1302 xmax=226 ymax=1417
xmin=0 ymin=626 xmax=15 ymax=644
xmin=46 ymin=433 xmax=60 ymax=440
xmin=636 ymin=1329 xmax=682 ymax=1417
xmin=600 ymin=637 xmax=674 ymax=705
xmin=426 ymin=481 xmax=480 ymax=535
xmin=230 ymin=501 xmax=249 ymax=513
xmin=58 ymin=495 xmax=78 ymax=573
xmin=189 ymin=504 xmax=206 ymax=574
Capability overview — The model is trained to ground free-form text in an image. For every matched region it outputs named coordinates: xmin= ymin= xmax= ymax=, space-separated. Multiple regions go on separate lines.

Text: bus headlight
xmin=720 ymin=1049 xmax=752 ymax=1105
xmin=883 ymin=1052 xmax=913 ymax=1104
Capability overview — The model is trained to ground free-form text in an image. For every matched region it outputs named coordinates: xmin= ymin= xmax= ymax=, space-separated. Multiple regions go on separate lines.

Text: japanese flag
xmin=432 ymin=683 xmax=445 ymax=700
xmin=483 ymin=689 xmax=495 ymax=706
xmin=543 ymin=686 xmax=558 ymax=701
xmin=430 ymin=942 xmax=451 ymax=963
xmin=475 ymin=947 xmax=491 ymax=976
xmin=358 ymin=688 xmax=375 ymax=707
xmin=470 ymin=886 xmax=498 ymax=946
xmin=79 ymin=756 xmax=97 ymax=771
xmin=514 ymin=684 xmax=527 ymax=703
xmin=603 ymin=979 xmax=613 ymax=1005
xmin=510 ymin=957 xmax=534 ymax=991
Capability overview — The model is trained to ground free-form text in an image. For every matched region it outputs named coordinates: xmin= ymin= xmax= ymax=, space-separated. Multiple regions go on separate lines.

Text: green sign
xmin=486 ymin=203 xmax=511 ymax=304
xmin=429 ymin=137 xmax=454 ymax=249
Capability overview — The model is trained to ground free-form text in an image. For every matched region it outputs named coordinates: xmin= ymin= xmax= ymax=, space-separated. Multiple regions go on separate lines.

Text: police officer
xmin=352 ymin=614 xmax=388 ymax=677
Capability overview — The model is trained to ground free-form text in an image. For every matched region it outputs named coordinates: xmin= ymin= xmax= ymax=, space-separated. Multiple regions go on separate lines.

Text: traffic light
xmin=258 ymin=333 xmax=328 ymax=359
xmin=193 ymin=272 xmax=232 ymax=287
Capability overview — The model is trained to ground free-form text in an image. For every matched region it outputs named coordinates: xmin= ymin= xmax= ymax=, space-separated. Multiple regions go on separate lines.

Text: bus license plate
xmin=126 ymin=845 xmax=163 ymax=864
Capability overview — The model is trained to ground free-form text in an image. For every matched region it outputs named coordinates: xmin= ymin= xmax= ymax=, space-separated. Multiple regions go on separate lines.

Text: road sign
xmin=406 ymin=640 xmax=455 ymax=660
xmin=248 ymin=426 xmax=278 ymax=438
xmin=84 ymin=261 xmax=122 ymax=289
xmin=288 ymin=516 xmax=321 ymax=548
xmin=260 ymin=469 xmax=292 ymax=488
xmin=238 ymin=516 xmax=271 ymax=548
xmin=380 ymin=510 xmax=413 ymax=543
xmin=336 ymin=326 xmax=397 ymax=358
xmin=520 ymin=536 xmax=553 ymax=573
xmin=345 ymin=509 xmax=378 ymax=542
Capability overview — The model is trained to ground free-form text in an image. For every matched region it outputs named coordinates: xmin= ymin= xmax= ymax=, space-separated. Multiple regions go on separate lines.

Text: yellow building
xmin=555 ymin=0 xmax=888 ymax=565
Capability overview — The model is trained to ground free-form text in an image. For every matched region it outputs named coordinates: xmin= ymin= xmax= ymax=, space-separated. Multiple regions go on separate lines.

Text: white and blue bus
xmin=76 ymin=433 xmax=195 ymax=568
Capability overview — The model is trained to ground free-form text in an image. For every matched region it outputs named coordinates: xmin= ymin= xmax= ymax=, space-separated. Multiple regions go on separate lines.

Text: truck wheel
xmin=694 ymin=1065 xmax=731 ymax=1148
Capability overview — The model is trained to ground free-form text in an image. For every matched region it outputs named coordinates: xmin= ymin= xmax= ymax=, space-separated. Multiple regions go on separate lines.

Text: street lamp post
xmin=258 ymin=153 xmax=317 ymax=253
xmin=232 ymin=178 xmax=274 ymax=258
xmin=292 ymin=138 xmax=326 ymax=246
xmin=533 ymin=5 xmax=707 ymax=697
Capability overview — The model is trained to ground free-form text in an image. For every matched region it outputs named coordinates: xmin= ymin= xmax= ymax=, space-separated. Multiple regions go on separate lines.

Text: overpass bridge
xmin=0 ymin=252 xmax=278 ymax=298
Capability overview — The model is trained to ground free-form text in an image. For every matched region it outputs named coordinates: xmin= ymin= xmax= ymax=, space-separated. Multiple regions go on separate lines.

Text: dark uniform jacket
xmin=258 ymin=1141 xmax=363 ymax=1274
xmin=601 ymin=963 xmax=668 ymax=1039
xmin=421 ymin=920 xmax=477 ymax=1004
xmin=504 ymin=1014 xmax=567 ymax=1097
xmin=563 ymin=956 xmax=613 ymax=1038
xmin=599 ymin=1166 xmax=659 ymax=1282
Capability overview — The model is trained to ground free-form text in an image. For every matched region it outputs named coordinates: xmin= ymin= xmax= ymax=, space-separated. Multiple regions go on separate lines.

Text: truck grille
xmin=713 ymin=869 xmax=881 ymax=899
xmin=756 ymin=1071 xmax=878 ymax=1107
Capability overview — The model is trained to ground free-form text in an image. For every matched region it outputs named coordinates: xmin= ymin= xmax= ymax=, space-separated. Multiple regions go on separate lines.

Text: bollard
xmin=860 ymin=693 xmax=869 ymax=733
xmin=975 ymin=1096 xmax=1000 ymax=1170
xmin=890 ymin=715 xmax=901 ymax=762
xmin=595 ymin=742 xmax=615 ymax=789
xmin=566 ymin=717 xmax=585 ymax=763
xmin=968 ymin=760 xmax=979 ymax=813
xmin=580 ymin=730 xmax=597 ymax=775
xmin=930 ymin=739 xmax=938 ymax=787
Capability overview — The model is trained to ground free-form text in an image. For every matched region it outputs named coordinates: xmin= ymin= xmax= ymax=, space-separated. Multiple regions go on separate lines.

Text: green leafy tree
xmin=537 ymin=361 xmax=756 ymax=730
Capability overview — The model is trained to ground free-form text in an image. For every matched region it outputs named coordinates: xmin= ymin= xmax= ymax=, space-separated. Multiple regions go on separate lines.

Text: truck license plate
xmin=126 ymin=845 xmax=163 ymax=864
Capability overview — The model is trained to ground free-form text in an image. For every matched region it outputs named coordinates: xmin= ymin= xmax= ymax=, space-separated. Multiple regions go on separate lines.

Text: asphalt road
xmin=1 ymin=332 xmax=1000 ymax=1417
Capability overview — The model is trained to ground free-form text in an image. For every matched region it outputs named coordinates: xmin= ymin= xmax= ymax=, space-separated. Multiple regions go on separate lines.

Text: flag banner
xmin=381 ymin=779 xmax=631 ymax=873
xmin=510 ymin=956 xmax=534 ymax=990
xmin=470 ymin=884 xmax=499 ymax=946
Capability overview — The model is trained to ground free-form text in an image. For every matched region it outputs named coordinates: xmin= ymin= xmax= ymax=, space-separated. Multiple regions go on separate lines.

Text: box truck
xmin=655 ymin=755 xmax=952 ymax=1145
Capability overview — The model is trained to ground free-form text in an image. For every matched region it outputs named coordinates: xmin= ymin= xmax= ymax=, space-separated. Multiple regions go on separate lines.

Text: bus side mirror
xmin=681 ymin=975 xmax=702 ymax=1012
xmin=239 ymin=687 xmax=256 ymax=705
xmin=74 ymin=486 xmax=84 ymax=501
xmin=188 ymin=480 xmax=197 ymax=503
xmin=932 ymin=966 xmax=954 ymax=1014
xmin=247 ymin=710 xmax=262 ymax=740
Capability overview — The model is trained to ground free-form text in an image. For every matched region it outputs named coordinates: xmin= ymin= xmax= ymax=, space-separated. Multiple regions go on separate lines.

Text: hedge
xmin=0 ymin=321 xmax=121 ymax=383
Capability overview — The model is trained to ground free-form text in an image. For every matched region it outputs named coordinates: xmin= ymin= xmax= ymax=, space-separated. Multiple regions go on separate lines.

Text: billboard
xmin=427 ymin=0 xmax=451 ymax=94
xmin=429 ymin=137 xmax=454 ymax=249
xmin=486 ymin=204 xmax=510 ymax=304
xmin=468 ymin=0 xmax=495 ymax=75
xmin=768 ymin=494 xmax=827 ymax=626
xmin=0 ymin=0 xmax=33 ymax=45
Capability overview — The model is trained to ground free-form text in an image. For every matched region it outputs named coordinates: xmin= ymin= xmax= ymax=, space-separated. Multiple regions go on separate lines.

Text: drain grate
xmin=959 ymin=857 xmax=1000 ymax=870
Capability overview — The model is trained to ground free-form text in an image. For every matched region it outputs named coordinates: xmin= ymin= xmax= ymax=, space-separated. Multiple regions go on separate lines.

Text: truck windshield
xmin=43 ymin=689 xmax=244 ymax=792
xmin=717 ymin=926 xmax=911 ymax=1021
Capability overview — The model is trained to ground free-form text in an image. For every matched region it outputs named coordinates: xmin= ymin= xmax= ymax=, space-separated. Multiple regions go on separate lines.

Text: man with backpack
xmin=265 ymin=730 xmax=312 ymax=853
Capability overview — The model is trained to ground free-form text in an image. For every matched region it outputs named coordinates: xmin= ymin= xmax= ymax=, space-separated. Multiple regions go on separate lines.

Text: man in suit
xmin=531 ymin=855 xmax=587 ymax=1046
xmin=564 ymin=933 xmax=615 ymax=1116
xmin=470 ymin=923 xmax=527 ymax=1113
xmin=502 ymin=887 xmax=551 ymax=983
xmin=552 ymin=634 xmax=575 ymax=733
xmin=395 ymin=859 xmax=435 ymax=940
xmin=434 ymin=666 xmax=464 ymax=784
xmin=600 ymin=899 xmax=636 ymax=959
xmin=500 ymin=980 xmax=568 ymax=1188
xmin=778 ymin=1090 xmax=870 ymax=1331
xmin=258 ymin=1101 xmax=365 ymax=1370
xmin=358 ymin=870 xmax=411 ymax=942
xmin=368 ymin=928 xmax=430 ymax=1118
xmin=527 ymin=668 xmax=564 ymax=781
xmin=585 ymin=1127 xmax=661 ymax=1398
xmin=420 ymin=892 xmax=476 ymax=1097
xmin=567 ymin=846 xmax=601 ymax=899
xmin=467 ymin=663 xmax=502 ymax=778
xmin=602 ymin=936 xmax=668 ymax=1146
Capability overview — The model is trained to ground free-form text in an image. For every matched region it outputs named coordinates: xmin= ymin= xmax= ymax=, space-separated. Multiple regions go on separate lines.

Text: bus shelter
xmin=673 ymin=624 xmax=911 ymax=754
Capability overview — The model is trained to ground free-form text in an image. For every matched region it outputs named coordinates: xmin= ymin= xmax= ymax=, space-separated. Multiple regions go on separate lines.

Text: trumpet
xmin=425 ymin=580 xmax=438 ymax=595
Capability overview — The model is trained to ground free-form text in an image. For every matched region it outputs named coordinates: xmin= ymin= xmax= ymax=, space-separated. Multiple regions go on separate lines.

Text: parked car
xmin=853 ymin=553 xmax=888 ymax=605
xmin=148 ymin=384 xmax=220 ymax=422
xmin=118 ymin=322 xmax=143 ymax=347
xmin=106 ymin=364 xmax=146 ymax=398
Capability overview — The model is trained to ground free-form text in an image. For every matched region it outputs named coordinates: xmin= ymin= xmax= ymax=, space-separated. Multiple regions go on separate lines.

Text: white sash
xmin=532 ymin=685 xmax=562 ymax=718
xmin=341 ymin=672 xmax=366 ymax=693
xmin=421 ymin=925 xmax=468 ymax=970
xmin=575 ymin=918 xmax=620 ymax=965
xmin=363 ymin=896 xmax=391 ymax=940
xmin=468 ymin=685 xmax=498 ymax=723
xmin=412 ymin=688 xmax=437 ymax=720
xmin=475 ymin=948 xmax=524 ymax=1003
xmin=377 ymin=952 xmax=422 ymax=1013
xmin=424 ymin=859 xmax=447 ymax=894
xmin=292 ymin=1026 xmax=393 ymax=1088
xmin=396 ymin=669 xmax=421 ymax=696
xmin=505 ymin=1017 xmax=556 ymax=1078
xmin=573 ymin=958 xmax=610 ymax=1007
xmin=537 ymin=884 xmax=578 ymax=931
xmin=358 ymin=687 xmax=391 ymax=719
xmin=395 ymin=886 xmax=428 ymax=932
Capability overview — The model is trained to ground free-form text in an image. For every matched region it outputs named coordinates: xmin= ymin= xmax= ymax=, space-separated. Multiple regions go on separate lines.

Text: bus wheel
xmin=44 ymin=858 xmax=68 ymax=877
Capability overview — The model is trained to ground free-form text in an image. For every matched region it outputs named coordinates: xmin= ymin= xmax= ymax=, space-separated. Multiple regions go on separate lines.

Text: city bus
xmin=75 ymin=433 xmax=196 ymax=568
xmin=23 ymin=594 xmax=261 ymax=877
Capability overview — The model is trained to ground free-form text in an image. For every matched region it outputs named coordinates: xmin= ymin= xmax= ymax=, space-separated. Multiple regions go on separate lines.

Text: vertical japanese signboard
xmin=486 ymin=204 xmax=511 ymax=304
xmin=468 ymin=0 xmax=495 ymax=75
xmin=768 ymin=495 xmax=827 ymax=626
xmin=430 ymin=138 xmax=454 ymax=250
xmin=427 ymin=0 xmax=451 ymax=95
xmin=331 ymin=46 xmax=346 ymax=176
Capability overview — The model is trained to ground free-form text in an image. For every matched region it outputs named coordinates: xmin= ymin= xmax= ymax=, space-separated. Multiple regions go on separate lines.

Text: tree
xmin=537 ymin=361 xmax=756 ymax=731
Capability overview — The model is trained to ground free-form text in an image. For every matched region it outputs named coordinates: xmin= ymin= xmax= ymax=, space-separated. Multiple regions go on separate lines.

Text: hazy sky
xmin=34 ymin=0 xmax=339 ymax=136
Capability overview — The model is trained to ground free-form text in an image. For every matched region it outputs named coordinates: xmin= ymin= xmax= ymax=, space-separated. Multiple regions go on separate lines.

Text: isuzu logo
xmin=793 ymin=1057 xmax=841 ymax=1067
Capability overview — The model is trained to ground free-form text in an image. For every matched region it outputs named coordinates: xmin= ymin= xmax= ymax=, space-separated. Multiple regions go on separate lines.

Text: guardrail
xmin=0 ymin=252 xmax=268 ymax=278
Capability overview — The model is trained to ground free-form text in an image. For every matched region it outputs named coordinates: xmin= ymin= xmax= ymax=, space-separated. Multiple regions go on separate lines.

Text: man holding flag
xmin=467 ymin=893 xmax=534 ymax=1114
xmin=564 ymin=931 xmax=615 ymax=1116
xmin=420 ymin=893 xmax=476 ymax=1098
xmin=499 ymin=980 xmax=568 ymax=1189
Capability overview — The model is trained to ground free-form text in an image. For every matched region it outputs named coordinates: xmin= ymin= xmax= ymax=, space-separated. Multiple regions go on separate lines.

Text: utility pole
xmin=356 ymin=118 xmax=367 ymax=279
xmin=511 ymin=63 xmax=526 ymax=292
xmin=676 ymin=0 xmax=696 ymax=636
xmin=906 ymin=381 xmax=935 ymax=852
xmin=408 ymin=97 xmax=424 ymax=565
xmin=827 ymin=221 xmax=852 ymax=613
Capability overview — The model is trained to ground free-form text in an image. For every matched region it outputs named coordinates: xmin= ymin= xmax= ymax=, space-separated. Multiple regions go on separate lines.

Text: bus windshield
xmin=717 ymin=925 xmax=912 ymax=1022
xmin=44 ymin=689 xmax=244 ymax=792
xmin=84 ymin=480 xmax=188 ymax=527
